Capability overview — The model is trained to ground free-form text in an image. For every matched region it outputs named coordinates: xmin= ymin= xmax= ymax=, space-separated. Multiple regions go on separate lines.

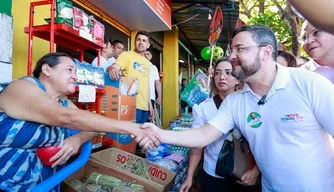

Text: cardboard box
xmin=90 ymin=148 xmax=176 ymax=191
xmin=61 ymin=159 xmax=162 ymax=192
xmin=102 ymin=75 xmax=138 ymax=153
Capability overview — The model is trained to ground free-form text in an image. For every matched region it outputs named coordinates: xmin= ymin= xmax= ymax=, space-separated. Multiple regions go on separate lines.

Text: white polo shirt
xmin=208 ymin=64 xmax=334 ymax=192
xmin=192 ymin=97 xmax=231 ymax=178
xmin=149 ymin=63 xmax=159 ymax=101
xmin=108 ymin=57 xmax=116 ymax=65
xmin=91 ymin=56 xmax=109 ymax=72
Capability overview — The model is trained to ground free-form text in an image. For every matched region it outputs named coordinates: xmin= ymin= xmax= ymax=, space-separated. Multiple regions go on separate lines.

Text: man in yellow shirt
xmin=109 ymin=31 xmax=152 ymax=123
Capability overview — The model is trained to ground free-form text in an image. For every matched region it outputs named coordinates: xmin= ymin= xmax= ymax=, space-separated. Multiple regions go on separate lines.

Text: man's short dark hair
xmin=104 ymin=38 xmax=112 ymax=47
xmin=33 ymin=52 xmax=72 ymax=79
xmin=111 ymin=39 xmax=124 ymax=46
xmin=135 ymin=30 xmax=150 ymax=42
xmin=232 ymin=25 xmax=278 ymax=61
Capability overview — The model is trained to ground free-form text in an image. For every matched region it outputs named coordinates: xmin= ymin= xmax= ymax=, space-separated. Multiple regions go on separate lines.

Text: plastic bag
xmin=154 ymin=159 xmax=179 ymax=173
xmin=74 ymin=60 xmax=87 ymax=85
xmin=73 ymin=6 xmax=83 ymax=29
xmin=94 ymin=67 xmax=105 ymax=88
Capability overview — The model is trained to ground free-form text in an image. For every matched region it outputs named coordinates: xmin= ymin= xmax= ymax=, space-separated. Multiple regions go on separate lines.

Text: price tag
xmin=78 ymin=85 xmax=96 ymax=102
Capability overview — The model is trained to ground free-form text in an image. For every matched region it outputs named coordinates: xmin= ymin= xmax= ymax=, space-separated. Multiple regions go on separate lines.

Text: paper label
xmin=78 ymin=85 xmax=96 ymax=102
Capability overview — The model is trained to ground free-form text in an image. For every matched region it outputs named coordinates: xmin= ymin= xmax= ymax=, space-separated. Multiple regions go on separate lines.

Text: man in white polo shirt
xmin=91 ymin=38 xmax=113 ymax=71
xmin=136 ymin=25 xmax=334 ymax=192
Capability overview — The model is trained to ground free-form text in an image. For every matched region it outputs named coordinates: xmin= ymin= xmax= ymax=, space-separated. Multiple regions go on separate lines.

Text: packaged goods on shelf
xmin=92 ymin=17 xmax=105 ymax=44
xmin=74 ymin=59 xmax=105 ymax=88
xmin=45 ymin=0 xmax=73 ymax=27
xmin=73 ymin=7 xmax=84 ymax=30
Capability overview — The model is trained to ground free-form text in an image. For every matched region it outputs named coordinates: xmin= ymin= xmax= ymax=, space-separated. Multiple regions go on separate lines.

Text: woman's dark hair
xmin=277 ymin=51 xmax=297 ymax=67
xmin=33 ymin=52 xmax=72 ymax=78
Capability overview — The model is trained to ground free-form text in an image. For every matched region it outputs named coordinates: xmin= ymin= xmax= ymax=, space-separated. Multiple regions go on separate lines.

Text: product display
xmin=74 ymin=59 xmax=105 ymax=88
xmin=87 ymin=172 xmax=145 ymax=192
xmin=180 ymin=69 xmax=210 ymax=107
xmin=120 ymin=157 xmax=151 ymax=180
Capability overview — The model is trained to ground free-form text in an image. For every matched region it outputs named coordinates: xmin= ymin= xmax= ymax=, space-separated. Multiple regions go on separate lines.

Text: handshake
xmin=131 ymin=122 xmax=214 ymax=151
xmin=131 ymin=123 xmax=165 ymax=150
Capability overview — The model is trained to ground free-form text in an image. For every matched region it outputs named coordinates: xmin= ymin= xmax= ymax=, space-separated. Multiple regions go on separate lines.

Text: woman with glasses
xmin=301 ymin=21 xmax=334 ymax=84
xmin=180 ymin=58 xmax=260 ymax=192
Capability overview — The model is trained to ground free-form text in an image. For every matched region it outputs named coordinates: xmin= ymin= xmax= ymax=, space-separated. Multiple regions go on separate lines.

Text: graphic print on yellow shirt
xmin=116 ymin=51 xmax=150 ymax=110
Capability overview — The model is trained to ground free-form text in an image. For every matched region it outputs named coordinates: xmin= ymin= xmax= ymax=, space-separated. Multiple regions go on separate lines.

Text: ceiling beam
xmin=173 ymin=16 xmax=200 ymax=58
xmin=172 ymin=3 xmax=197 ymax=13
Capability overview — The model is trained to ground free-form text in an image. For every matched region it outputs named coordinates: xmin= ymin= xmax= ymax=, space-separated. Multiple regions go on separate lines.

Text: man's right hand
xmin=135 ymin=123 xmax=163 ymax=150
xmin=109 ymin=67 xmax=122 ymax=80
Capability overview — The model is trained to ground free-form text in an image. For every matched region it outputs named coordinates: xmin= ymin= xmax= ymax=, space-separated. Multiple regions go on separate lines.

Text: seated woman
xmin=0 ymin=52 xmax=156 ymax=191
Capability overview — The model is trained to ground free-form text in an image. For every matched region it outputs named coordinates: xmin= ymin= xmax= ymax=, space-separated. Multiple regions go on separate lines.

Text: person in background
xmin=296 ymin=56 xmax=309 ymax=68
xmin=180 ymin=58 xmax=260 ymax=192
xmin=277 ymin=50 xmax=297 ymax=67
xmin=91 ymin=38 xmax=113 ymax=71
xmin=107 ymin=40 xmax=125 ymax=66
xmin=301 ymin=21 xmax=334 ymax=84
xmin=108 ymin=31 xmax=153 ymax=123
xmin=180 ymin=78 xmax=188 ymax=113
xmin=0 ymin=52 xmax=154 ymax=191
xmin=144 ymin=48 xmax=162 ymax=108
xmin=136 ymin=25 xmax=334 ymax=192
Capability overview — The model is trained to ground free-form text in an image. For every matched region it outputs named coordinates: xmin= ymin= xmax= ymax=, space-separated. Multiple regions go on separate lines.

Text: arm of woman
xmin=180 ymin=148 xmax=203 ymax=192
xmin=180 ymin=104 xmax=206 ymax=192
xmin=0 ymin=79 xmax=150 ymax=141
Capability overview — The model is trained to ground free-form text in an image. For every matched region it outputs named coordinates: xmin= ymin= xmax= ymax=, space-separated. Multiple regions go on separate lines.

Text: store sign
xmin=145 ymin=0 xmax=171 ymax=27
xmin=78 ymin=85 xmax=96 ymax=102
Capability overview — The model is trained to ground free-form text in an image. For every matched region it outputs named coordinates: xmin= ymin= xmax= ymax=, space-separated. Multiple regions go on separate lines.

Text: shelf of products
xmin=24 ymin=24 xmax=104 ymax=51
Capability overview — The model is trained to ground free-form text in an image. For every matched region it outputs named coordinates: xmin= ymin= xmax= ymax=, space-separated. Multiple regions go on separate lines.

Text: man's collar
xmin=240 ymin=63 xmax=290 ymax=94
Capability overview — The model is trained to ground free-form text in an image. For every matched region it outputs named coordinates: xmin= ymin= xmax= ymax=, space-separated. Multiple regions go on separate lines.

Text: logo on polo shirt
xmin=247 ymin=112 xmax=262 ymax=128
xmin=280 ymin=113 xmax=304 ymax=122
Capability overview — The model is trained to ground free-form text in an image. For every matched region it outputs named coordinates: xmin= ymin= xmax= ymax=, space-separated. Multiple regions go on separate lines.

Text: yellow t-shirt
xmin=115 ymin=50 xmax=150 ymax=110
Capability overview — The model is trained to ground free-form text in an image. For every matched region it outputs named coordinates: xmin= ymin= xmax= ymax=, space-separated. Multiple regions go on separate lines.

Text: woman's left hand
xmin=50 ymin=135 xmax=82 ymax=168
xmin=238 ymin=165 xmax=260 ymax=185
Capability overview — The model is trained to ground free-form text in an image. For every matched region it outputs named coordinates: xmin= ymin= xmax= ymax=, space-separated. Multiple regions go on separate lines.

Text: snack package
xmin=81 ymin=10 xmax=90 ymax=33
xmin=74 ymin=59 xmax=87 ymax=85
xmin=83 ymin=63 xmax=95 ymax=85
xmin=72 ymin=6 xmax=83 ymax=30
xmin=44 ymin=0 xmax=73 ymax=26
xmin=88 ymin=15 xmax=94 ymax=35
xmin=93 ymin=18 xmax=105 ymax=43
xmin=94 ymin=67 xmax=105 ymax=88
xmin=180 ymin=69 xmax=209 ymax=107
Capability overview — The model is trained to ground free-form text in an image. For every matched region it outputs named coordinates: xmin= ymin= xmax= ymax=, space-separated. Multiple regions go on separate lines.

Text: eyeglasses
xmin=298 ymin=29 xmax=323 ymax=44
xmin=228 ymin=45 xmax=267 ymax=55
xmin=214 ymin=70 xmax=233 ymax=79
